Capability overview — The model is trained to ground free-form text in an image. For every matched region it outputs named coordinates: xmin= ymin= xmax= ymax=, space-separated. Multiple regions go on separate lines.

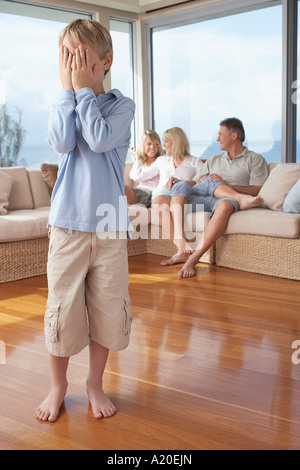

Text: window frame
xmin=0 ymin=0 xmax=139 ymax=166
xmin=144 ymin=0 xmax=297 ymax=163
xmin=110 ymin=17 xmax=137 ymax=149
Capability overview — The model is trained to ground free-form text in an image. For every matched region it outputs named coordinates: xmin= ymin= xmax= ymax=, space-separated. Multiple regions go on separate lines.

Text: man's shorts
xmin=45 ymin=227 xmax=131 ymax=357
xmin=189 ymin=176 xmax=240 ymax=214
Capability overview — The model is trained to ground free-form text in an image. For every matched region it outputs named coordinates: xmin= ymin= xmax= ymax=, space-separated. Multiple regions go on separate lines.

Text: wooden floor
xmin=0 ymin=254 xmax=300 ymax=450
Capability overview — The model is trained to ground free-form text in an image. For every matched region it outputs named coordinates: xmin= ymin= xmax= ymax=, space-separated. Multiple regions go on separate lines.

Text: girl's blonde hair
xmin=137 ymin=130 xmax=163 ymax=165
xmin=59 ymin=19 xmax=113 ymax=77
xmin=162 ymin=127 xmax=190 ymax=160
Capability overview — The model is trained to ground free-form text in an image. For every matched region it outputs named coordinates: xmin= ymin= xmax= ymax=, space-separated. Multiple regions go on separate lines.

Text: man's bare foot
xmin=86 ymin=379 xmax=116 ymax=419
xmin=36 ymin=382 xmax=68 ymax=422
xmin=178 ymin=256 xmax=199 ymax=278
xmin=160 ymin=251 xmax=191 ymax=266
xmin=238 ymin=194 xmax=264 ymax=211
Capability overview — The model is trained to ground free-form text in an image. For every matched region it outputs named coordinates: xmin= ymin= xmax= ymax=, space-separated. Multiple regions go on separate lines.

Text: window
xmin=151 ymin=4 xmax=282 ymax=163
xmin=110 ymin=18 xmax=136 ymax=152
xmin=0 ymin=1 xmax=91 ymax=168
xmin=297 ymin=1 xmax=300 ymax=163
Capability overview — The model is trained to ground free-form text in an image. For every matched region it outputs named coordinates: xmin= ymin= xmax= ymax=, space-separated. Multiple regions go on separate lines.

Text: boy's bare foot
xmin=86 ymin=379 xmax=116 ymax=419
xmin=238 ymin=194 xmax=264 ymax=211
xmin=160 ymin=251 xmax=191 ymax=266
xmin=36 ymin=382 xmax=68 ymax=422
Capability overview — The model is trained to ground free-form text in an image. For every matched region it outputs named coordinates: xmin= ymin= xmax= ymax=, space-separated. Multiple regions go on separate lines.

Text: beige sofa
xmin=0 ymin=162 xmax=299 ymax=283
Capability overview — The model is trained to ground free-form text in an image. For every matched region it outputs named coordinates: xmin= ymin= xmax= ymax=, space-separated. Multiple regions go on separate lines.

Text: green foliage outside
xmin=0 ymin=104 xmax=26 ymax=167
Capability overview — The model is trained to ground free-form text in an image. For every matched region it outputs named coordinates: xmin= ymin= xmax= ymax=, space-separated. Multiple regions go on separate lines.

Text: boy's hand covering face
xmin=59 ymin=45 xmax=73 ymax=91
xmin=72 ymin=45 xmax=99 ymax=92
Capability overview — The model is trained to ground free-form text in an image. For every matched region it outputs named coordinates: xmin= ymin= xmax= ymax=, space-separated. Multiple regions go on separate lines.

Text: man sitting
xmin=161 ymin=117 xmax=269 ymax=278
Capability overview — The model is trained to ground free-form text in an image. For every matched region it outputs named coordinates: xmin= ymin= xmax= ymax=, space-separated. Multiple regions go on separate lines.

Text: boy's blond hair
xmin=59 ymin=19 xmax=113 ymax=77
xmin=137 ymin=130 xmax=163 ymax=165
xmin=162 ymin=127 xmax=190 ymax=161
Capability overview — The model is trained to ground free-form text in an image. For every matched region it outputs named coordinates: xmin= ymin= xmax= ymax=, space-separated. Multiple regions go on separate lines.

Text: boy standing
xmin=36 ymin=20 xmax=135 ymax=422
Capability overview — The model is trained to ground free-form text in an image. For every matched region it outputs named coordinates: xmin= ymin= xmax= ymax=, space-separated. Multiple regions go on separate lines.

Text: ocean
xmin=2 ymin=140 xmax=288 ymax=169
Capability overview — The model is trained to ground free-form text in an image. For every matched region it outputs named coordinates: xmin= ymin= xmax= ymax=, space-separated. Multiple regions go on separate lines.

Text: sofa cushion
xmin=40 ymin=163 xmax=58 ymax=195
xmin=259 ymin=164 xmax=300 ymax=211
xmin=224 ymin=208 xmax=300 ymax=239
xmin=0 ymin=207 xmax=50 ymax=242
xmin=0 ymin=167 xmax=34 ymax=210
xmin=0 ymin=170 xmax=14 ymax=215
xmin=283 ymin=178 xmax=300 ymax=214
xmin=27 ymin=169 xmax=51 ymax=208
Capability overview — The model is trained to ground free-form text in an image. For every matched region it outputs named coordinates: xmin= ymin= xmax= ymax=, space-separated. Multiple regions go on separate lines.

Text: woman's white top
xmin=129 ymin=159 xmax=160 ymax=190
xmin=129 ymin=155 xmax=203 ymax=191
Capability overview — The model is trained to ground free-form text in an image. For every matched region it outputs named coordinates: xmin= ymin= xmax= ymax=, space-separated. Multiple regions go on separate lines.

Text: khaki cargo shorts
xmin=45 ymin=226 xmax=131 ymax=357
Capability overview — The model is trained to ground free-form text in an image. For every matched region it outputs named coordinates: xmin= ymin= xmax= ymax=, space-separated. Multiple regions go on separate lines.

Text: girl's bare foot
xmin=36 ymin=381 xmax=68 ymax=422
xmin=160 ymin=251 xmax=191 ymax=266
xmin=173 ymin=237 xmax=194 ymax=254
xmin=86 ymin=378 xmax=116 ymax=419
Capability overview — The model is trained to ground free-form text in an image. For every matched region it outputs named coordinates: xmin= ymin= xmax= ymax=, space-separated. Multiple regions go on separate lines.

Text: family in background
xmin=128 ymin=119 xmax=268 ymax=277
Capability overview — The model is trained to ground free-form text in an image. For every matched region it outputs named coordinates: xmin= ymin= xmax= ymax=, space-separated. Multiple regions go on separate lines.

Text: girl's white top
xmin=129 ymin=155 xmax=203 ymax=190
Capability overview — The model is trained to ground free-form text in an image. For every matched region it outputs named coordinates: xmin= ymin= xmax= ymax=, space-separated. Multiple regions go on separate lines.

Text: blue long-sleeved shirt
xmin=47 ymin=87 xmax=135 ymax=233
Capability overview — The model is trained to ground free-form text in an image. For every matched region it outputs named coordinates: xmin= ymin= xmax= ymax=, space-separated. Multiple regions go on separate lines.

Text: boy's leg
xmin=85 ymin=234 xmax=131 ymax=418
xmin=36 ymin=354 xmax=69 ymax=422
xmin=86 ymin=340 xmax=117 ymax=419
xmin=37 ymin=228 xmax=91 ymax=421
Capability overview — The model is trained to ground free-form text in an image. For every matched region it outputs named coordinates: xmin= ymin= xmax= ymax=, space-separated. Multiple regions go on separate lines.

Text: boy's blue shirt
xmin=47 ymin=87 xmax=135 ymax=233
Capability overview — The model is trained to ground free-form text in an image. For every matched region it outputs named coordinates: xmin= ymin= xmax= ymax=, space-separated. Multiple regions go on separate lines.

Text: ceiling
xmin=74 ymin=0 xmax=197 ymax=14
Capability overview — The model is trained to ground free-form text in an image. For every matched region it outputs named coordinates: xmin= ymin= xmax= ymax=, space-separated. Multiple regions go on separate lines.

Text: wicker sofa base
xmin=1 ymin=232 xmax=299 ymax=283
xmin=0 ymin=231 xmax=214 ymax=283
xmin=0 ymin=238 xmax=49 ymax=283
xmin=216 ymin=234 xmax=300 ymax=281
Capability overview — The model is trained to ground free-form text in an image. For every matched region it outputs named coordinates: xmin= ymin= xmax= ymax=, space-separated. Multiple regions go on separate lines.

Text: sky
xmin=0 ymin=3 xmax=295 ymax=166
xmin=0 ymin=11 xmax=133 ymax=167
xmin=152 ymin=4 xmax=283 ymax=160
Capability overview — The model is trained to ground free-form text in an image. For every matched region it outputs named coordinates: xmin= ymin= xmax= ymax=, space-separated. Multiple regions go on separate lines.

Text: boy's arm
xmin=75 ymin=89 xmax=135 ymax=153
xmin=47 ymin=91 xmax=77 ymax=154
xmin=47 ymin=46 xmax=76 ymax=153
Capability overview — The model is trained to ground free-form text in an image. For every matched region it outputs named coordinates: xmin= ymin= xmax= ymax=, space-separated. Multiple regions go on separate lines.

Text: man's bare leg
xmin=36 ymin=354 xmax=69 ymax=422
xmin=86 ymin=340 xmax=116 ymax=419
xmin=179 ymin=200 xmax=235 ymax=277
xmin=213 ymin=184 xmax=263 ymax=210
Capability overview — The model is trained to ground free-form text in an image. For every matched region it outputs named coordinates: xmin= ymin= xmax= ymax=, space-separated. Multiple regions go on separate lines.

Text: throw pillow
xmin=0 ymin=170 xmax=14 ymax=215
xmin=40 ymin=163 xmax=58 ymax=195
xmin=259 ymin=164 xmax=300 ymax=211
xmin=283 ymin=178 xmax=300 ymax=214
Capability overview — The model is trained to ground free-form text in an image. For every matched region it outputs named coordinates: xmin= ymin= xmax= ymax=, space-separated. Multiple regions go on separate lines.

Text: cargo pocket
xmin=44 ymin=298 xmax=60 ymax=343
xmin=123 ymin=297 xmax=132 ymax=336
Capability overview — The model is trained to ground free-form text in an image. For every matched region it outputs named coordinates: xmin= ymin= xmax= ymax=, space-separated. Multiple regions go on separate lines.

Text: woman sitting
xmin=131 ymin=127 xmax=203 ymax=253
xmin=125 ymin=130 xmax=163 ymax=208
